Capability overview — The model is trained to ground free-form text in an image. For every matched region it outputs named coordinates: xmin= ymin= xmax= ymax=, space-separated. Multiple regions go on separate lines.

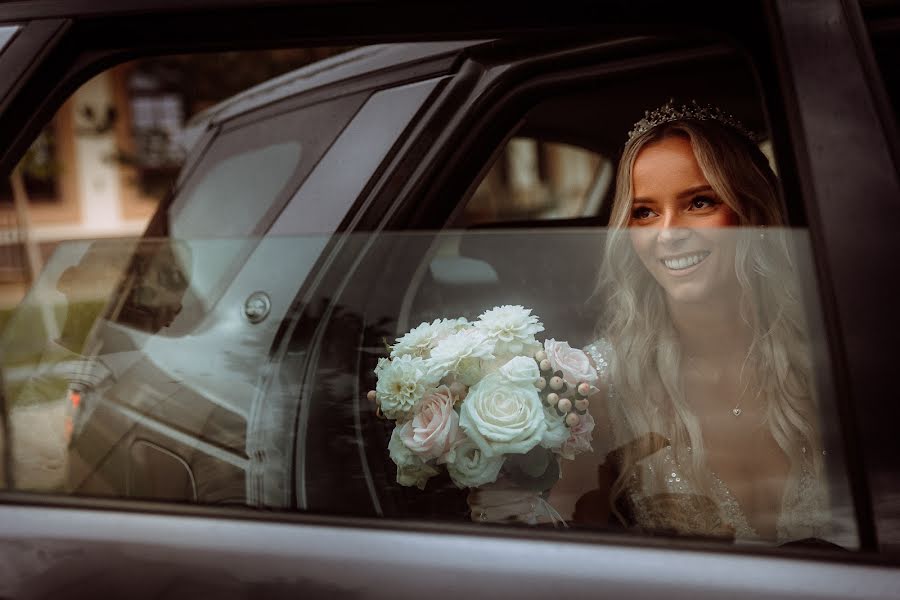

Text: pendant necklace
xmin=685 ymin=354 xmax=756 ymax=418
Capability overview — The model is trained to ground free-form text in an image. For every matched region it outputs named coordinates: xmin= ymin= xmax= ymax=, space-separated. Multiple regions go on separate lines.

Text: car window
xmin=279 ymin=43 xmax=863 ymax=551
xmin=169 ymin=141 xmax=302 ymax=321
xmin=116 ymin=91 xmax=366 ymax=336
xmin=170 ymin=142 xmax=302 ymax=238
xmin=0 ymin=43 xmax=453 ymax=508
xmin=457 ymin=137 xmax=612 ymax=227
xmin=0 ymin=38 xmax=865 ymax=558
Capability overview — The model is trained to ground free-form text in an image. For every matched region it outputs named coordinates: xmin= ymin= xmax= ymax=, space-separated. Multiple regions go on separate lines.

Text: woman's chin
xmin=652 ymin=260 xmax=738 ymax=307
xmin=660 ymin=280 xmax=725 ymax=306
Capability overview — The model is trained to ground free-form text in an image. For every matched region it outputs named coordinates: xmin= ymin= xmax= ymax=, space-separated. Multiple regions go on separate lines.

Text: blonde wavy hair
xmin=598 ymin=119 xmax=822 ymax=524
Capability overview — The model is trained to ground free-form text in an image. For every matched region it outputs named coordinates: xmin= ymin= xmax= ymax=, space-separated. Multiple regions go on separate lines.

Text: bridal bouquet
xmin=367 ymin=305 xmax=597 ymax=491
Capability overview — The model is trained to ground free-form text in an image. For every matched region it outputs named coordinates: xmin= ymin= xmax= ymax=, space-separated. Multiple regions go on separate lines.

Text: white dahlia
xmin=375 ymin=355 xmax=438 ymax=420
xmin=473 ymin=305 xmax=544 ymax=357
xmin=390 ymin=317 xmax=469 ymax=360
xmin=429 ymin=328 xmax=496 ymax=385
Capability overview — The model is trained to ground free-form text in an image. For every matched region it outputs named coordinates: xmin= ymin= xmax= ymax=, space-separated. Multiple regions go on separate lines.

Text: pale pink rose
xmin=400 ymin=385 xmax=463 ymax=462
xmin=544 ymin=339 xmax=598 ymax=386
xmin=555 ymin=412 xmax=595 ymax=460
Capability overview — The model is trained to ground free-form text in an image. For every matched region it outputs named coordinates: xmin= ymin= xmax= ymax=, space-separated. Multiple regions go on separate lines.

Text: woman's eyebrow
xmin=676 ymin=184 xmax=715 ymax=199
xmin=632 ymin=184 xmax=713 ymax=204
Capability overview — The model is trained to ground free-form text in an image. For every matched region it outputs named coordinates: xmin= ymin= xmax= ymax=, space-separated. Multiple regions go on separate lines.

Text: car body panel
xmin=0 ymin=504 xmax=897 ymax=599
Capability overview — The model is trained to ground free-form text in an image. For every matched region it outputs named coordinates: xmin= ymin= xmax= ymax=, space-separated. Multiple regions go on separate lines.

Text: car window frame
xmin=769 ymin=0 xmax=900 ymax=554
xmin=272 ymin=30 xmax=878 ymax=562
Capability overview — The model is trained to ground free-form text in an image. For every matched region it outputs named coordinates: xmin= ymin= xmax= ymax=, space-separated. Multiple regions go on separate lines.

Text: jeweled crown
xmin=627 ymin=100 xmax=757 ymax=144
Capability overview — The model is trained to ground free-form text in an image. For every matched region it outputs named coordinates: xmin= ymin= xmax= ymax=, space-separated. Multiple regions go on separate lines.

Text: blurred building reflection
xmin=0 ymin=48 xmax=345 ymax=312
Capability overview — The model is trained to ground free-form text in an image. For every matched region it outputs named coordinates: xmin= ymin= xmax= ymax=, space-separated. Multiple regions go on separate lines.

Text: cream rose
xmin=498 ymin=355 xmax=541 ymax=386
xmin=459 ymin=372 xmax=546 ymax=457
xmin=446 ymin=438 xmax=505 ymax=488
xmin=398 ymin=385 xmax=463 ymax=462
xmin=544 ymin=339 xmax=598 ymax=386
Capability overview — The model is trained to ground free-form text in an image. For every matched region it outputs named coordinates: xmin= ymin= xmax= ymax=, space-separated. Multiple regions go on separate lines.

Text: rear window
xmin=113 ymin=92 xmax=367 ymax=336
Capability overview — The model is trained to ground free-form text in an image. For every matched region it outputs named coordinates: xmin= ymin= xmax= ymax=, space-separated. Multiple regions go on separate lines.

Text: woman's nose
xmin=657 ymin=213 xmax=691 ymax=245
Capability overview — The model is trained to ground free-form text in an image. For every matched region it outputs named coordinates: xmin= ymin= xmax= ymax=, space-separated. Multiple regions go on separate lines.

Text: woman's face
xmin=628 ymin=135 xmax=740 ymax=306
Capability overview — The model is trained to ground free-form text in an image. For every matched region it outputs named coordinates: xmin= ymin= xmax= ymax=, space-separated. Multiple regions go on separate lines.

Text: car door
xmin=0 ymin=1 xmax=899 ymax=598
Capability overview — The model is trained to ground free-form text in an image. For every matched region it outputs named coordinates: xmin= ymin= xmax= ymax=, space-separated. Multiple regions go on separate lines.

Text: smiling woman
xmin=549 ymin=102 xmax=834 ymax=544
xmin=628 ymin=135 xmax=741 ymax=306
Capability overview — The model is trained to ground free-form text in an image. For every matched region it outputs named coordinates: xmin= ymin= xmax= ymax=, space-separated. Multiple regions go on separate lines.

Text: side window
xmin=459 ymin=137 xmax=611 ymax=226
xmin=289 ymin=41 xmax=863 ymax=553
xmin=1 ymin=37 xmax=865 ymax=559
xmin=111 ymin=92 xmax=366 ymax=335
xmin=0 ymin=46 xmax=375 ymax=500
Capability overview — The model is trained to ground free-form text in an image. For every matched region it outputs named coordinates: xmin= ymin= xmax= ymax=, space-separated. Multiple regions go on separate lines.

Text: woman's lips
xmin=659 ymin=250 xmax=711 ymax=272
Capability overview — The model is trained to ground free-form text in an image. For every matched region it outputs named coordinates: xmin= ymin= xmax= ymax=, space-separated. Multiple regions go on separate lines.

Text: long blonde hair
xmin=599 ymin=120 xmax=822 ymax=521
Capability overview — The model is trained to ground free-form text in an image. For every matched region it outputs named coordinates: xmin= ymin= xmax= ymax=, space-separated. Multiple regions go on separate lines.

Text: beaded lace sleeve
xmin=582 ymin=338 xmax=617 ymax=461
xmin=583 ymin=338 xmax=613 ymax=388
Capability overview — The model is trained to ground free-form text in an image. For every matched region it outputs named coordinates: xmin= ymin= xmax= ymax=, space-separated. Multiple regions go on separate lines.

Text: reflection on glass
xmin=365 ymin=227 xmax=857 ymax=549
xmin=0 ymin=229 xmax=858 ymax=551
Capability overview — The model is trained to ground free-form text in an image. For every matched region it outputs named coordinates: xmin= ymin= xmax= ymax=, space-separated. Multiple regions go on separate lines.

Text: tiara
xmin=626 ymin=100 xmax=758 ymax=144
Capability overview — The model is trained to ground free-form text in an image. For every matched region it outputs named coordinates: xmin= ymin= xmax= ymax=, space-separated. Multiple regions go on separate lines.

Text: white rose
xmin=459 ymin=372 xmax=547 ymax=457
xmin=544 ymin=339 xmax=598 ymax=386
xmin=430 ymin=328 xmax=495 ymax=385
xmin=390 ymin=317 xmax=469 ymax=359
xmin=375 ymin=355 xmax=438 ymax=420
xmin=389 ymin=427 xmax=439 ymax=489
xmin=446 ymin=437 xmax=505 ymax=488
xmin=498 ymin=355 xmax=540 ymax=385
xmin=474 ymin=305 xmax=544 ymax=356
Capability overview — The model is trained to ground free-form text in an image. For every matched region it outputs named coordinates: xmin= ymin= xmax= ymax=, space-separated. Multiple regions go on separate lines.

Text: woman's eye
xmin=631 ymin=206 xmax=655 ymax=220
xmin=690 ymin=196 xmax=717 ymax=210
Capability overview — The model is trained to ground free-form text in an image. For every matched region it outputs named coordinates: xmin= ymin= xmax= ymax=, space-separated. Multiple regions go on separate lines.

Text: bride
xmin=474 ymin=102 xmax=831 ymax=544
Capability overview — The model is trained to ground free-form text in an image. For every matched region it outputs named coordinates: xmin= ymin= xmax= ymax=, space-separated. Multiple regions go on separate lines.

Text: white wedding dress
xmin=583 ymin=339 xmax=831 ymax=544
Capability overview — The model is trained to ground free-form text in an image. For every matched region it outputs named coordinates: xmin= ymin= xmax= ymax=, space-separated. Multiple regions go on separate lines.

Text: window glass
xmin=0 ymin=40 xmax=861 ymax=556
xmin=0 ymin=127 xmax=60 ymax=205
xmin=459 ymin=137 xmax=611 ymax=226
xmin=171 ymin=142 xmax=302 ymax=239
xmin=279 ymin=47 xmax=860 ymax=550
xmin=115 ymin=91 xmax=365 ymax=336
xmin=170 ymin=141 xmax=302 ymax=299
xmin=0 ymin=46 xmax=364 ymax=498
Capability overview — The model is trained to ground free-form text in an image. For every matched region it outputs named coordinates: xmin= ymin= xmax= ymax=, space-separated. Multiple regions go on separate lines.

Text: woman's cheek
xmin=629 ymin=228 xmax=657 ymax=269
